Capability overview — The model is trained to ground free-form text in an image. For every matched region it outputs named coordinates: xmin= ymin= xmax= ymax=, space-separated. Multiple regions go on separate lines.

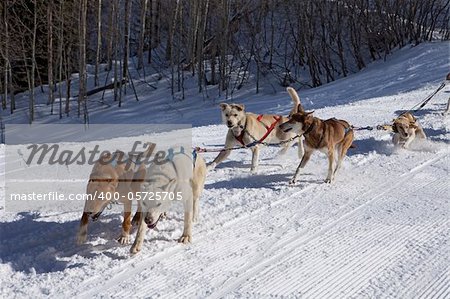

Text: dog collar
xmin=165 ymin=146 xmax=197 ymax=167
xmin=303 ymin=122 xmax=315 ymax=136
xmin=234 ymin=131 xmax=246 ymax=146
xmin=233 ymin=119 xmax=247 ymax=146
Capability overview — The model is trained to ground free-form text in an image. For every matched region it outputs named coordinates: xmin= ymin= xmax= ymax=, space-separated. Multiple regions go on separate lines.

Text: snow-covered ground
xmin=1 ymin=41 xmax=449 ymax=298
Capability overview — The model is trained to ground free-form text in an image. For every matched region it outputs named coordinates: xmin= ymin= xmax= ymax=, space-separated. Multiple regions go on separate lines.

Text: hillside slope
xmin=0 ymin=41 xmax=449 ymax=298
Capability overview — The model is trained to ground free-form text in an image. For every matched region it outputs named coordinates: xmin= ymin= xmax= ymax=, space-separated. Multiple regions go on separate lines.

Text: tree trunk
xmin=138 ymin=0 xmax=148 ymax=69
xmin=30 ymin=0 xmax=38 ymax=123
xmin=3 ymin=0 xmax=9 ymax=111
xmin=147 ymin=0 xmax=153 ymax=64
xmin=78 ymin=0 xmax=88 ymax=120
xmin=94 ymin=0 xmax=102 ymax=86
xmin=123 ymin=0 xmax=132 ymax=92
xmin=58 ymin=0 xmax=65 ymax=119
xmin=48 ymin=0 xmax=54 ymax=112
xmin=106 ymin=0 xmax=115 ymax=71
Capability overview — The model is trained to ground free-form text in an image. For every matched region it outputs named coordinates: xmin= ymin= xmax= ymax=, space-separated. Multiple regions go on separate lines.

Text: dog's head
xmin=280 ymin=111 xmax=314 ymax=134
xmin=84 ymin=151 xmax=136 ymax=221
xmin=140 ymin=176 xmax=177 ymax=229
xmin=394 ymin=122 xmax=417 ymax=139
xmin=84 ymin=165 xmax=119 ymax=221
xmin=393 ymin=115 xmax=417 ymax=139
xmin=219 ymin=103 xmax=246 ymax=129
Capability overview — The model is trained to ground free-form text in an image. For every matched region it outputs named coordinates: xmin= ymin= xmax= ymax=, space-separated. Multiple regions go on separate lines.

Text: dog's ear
xmin=219 ymin=103 xmax=229 ymax=111
xmin=232 ymin=104 xmax=245 ymax=112
xmin=305 ymin=110 xmax=314 ymax=116
xmin=291 ymin=113 xmax=303 ymax=122
xmin=98 ymin=151 xmax=112 ymax=162
xmin=297 ymin=104 xmax=305 ymax=114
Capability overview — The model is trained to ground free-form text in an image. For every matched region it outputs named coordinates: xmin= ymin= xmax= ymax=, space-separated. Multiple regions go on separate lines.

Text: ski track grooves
xmin=71 ymin=152 xmax=449 ymax=299
xmin=205 ymin=153 xmax=448 ymax=299
xmin=72 ymin=184 xmax=318 ymax=298
xmin=417 ymin=268 xmax=450 ymax=299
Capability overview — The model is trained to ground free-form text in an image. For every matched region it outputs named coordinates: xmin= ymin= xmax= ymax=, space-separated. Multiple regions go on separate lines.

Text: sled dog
xmin=130 ymin=148 xmax=206 ymax=254
xmin=76 ymin=149 xmax=149 ymax=245
xmin=280 ymin=111 xmax=354 ymax=184
xmin=392 ymin=112 xmax=426 ymax=149
xmin=208 ymin=87 xmax=304 ymax=172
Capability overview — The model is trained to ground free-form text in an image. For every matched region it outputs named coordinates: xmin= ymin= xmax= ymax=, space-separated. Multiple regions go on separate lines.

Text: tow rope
xmin=404 ymin=81 xmax=446 ymax=115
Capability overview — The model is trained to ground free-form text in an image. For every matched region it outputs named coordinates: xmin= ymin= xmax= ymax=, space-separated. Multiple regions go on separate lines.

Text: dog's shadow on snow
xmin=394 ymin=107 xmax=449 ymax=118
xmin=0 ymin=212 xmax=129 ymax=274
xmin=348 ymin=137 xmax=395 ymax=156
xmin=422 ymin=127 xmax=450 ymax=145
xmin=206 ymin=172 xmax=292 ymax=190
xmin=215 ymin=160 xmax=252 ymax=169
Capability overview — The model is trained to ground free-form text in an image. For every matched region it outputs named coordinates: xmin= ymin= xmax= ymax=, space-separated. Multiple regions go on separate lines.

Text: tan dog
xmin=279 ymin=111 xmax=354 ymax=184
xmin=392 ymin=112 xmax=426 ymax=149
xmin=130 ymin=148 xmax=207 ymax=254
xmin=208 ymin=87 xmax=304 ymax=172
xmin=76 ymin=150 xmax=149 ymax=245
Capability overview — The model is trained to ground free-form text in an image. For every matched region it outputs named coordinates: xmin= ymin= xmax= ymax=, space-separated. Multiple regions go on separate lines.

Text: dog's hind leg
xmin=193 ymin=156 xmax=206 ymax=222
xmin=334 ymin=131 xmax=354 ymax=179
xmin=76 ymin=212 xmax=90 ymax=244
xmin=118 ymin=201 xmax=132 ymax=245
xmin=178 ymin=183 xmax=195 ymax=244
xmin=179 ymin=211 xmax=193 ymax=244
xmin=290 ymin=149 xmax=312 ymax=184
xmin=325 ymin=147 xmax=335 ymax=183
xmin=179 ymin=196 xmax=194 ymax=244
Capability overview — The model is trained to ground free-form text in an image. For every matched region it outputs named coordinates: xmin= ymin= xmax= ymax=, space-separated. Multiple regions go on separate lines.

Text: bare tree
xmin=123 ymin=0 xmax=132 ymax=92
xmin=30 ymin=0 xmax=37 ymax=123
xmin=48 ymin=0 xmax=55 ymax=112
xmin=94 ymin=0 xmax=102 ymax=86
xmin=137 ymin=0 xmax=149 ymax=69
xmin=78 ymin=0 xmax=88 ymax=122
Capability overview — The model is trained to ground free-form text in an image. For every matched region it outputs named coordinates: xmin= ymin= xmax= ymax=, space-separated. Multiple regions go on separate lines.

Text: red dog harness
xmin=235 ymin=115 xmax=282 ymax=146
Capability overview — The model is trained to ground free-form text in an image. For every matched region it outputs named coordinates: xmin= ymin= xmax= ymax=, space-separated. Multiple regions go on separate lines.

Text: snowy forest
xmin=0 ymin=0 xmax=449 ymax=123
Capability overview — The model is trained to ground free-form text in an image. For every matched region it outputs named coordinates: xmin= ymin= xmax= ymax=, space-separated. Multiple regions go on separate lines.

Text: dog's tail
xmin=287 ymin=87 xmax=305 ymax=115
xmin=287 ymin=87 xmax=300 ymax=106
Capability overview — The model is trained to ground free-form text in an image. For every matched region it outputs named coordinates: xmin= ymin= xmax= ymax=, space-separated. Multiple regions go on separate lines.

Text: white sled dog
xmin=208 ymin=87 xmax=305 ymax=172
xmin=130 ymin=147 xmax=206 ymax=254
xmin=392 ymin=112 xmax=426 ymax=149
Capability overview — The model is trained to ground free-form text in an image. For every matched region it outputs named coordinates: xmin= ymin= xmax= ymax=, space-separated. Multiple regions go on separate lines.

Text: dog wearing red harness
xmin=207 ymin=88 xmax=305 ymax=172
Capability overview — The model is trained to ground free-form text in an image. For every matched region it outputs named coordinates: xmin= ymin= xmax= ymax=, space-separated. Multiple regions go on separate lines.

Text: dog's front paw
xmin=289 ymin=179 xmax=296 ymax=185
xmin=324 ymin=178 xmax=332 ymax=184
xmin=117 ymin=234 xmax=130 ymax=245
xmin=178 ymin=235 xmax=192 ymax=244
xmin=76 ymin=233 xmax=87 ymax=245
xmin=130 ymin=244 xmax=141 ymax=254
